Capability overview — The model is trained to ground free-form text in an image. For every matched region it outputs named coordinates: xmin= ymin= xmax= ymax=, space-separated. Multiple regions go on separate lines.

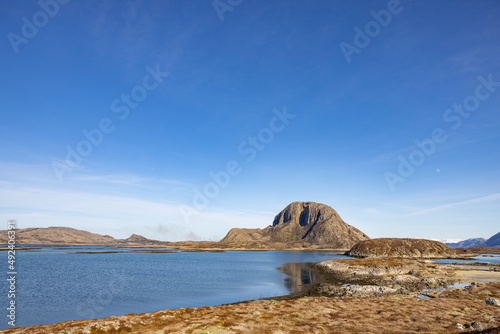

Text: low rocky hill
xmin=124 ymin=233 xmax=164 ymax=244
xmin=0 ymin=226 xmax=163 ymax=245
xmin=346 ymin=238 xmax=459 ymax=258
xmin=221 ymin=201 xmax=369 ymax=249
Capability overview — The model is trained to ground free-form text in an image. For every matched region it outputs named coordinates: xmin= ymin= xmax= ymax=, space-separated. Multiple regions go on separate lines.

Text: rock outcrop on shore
xmin=0 ymin=226 xmax=163 ymax=245
xmin=347 ymin=238 xmax=459 ymax=258
xmin=311 ymin=257 xmax=455 ymax=294
xmin=221 ymin=201 xmax=370 ymax=249
xmin=8 ymin=281 xmax=500 ymax=333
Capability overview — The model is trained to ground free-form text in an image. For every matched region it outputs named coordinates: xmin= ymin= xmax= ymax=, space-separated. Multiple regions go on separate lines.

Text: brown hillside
xmin=347 ymin=238 xmax=459 ymax=258
xmin=0 ymin=227 xmax=162 ymax=245
xmin=0 ymin=226 xmax=117 ymax=245
xmin=221 ymin=201 xmax=369 ymax=249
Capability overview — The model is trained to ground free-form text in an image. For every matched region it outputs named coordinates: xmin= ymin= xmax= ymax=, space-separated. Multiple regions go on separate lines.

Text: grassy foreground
xmin=2 ymin=282 xmax=499 ymax=334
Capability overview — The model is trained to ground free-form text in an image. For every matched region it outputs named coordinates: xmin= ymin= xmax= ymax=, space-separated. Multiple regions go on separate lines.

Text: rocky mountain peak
xmin=272 ymin=201 xmax=339 ymax=227
xmin=221 ymin=201 xmax=369 ymax=249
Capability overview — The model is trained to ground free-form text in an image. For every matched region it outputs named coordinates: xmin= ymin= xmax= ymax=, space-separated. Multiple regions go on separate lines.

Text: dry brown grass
xmin=333 ymin=257 xmax=426 ymax=267
xmin=465 ymin=248 xmax=500 ymax=255
xmin=169 ymin=240 xmax=344 ymax=251
xmin=2 ymin=283 xmax=500 ymax=334
xmin=426 ymin=281 xmax=500 ymax=300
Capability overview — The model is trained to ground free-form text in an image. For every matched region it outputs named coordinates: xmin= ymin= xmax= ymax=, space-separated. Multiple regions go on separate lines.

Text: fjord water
xmin=1 ymin=246 xmax=347 ymax=329
xmin=433 ymin=254 xmax=500 ymax=265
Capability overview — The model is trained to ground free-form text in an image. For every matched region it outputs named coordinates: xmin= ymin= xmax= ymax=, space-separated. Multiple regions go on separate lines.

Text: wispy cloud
xmin=431 ymin=238 xmax=464 ymax=244
xmin=0 ymin=183 xmax=272 ymax=240
xmin=71 ymin=173 xmax=191 ymax=187
xmin=0 ymin=162 xmax=191 ymax=189
xmin=364 ymin=208 xmax=379 ymax=214
xmin=0 ymin=161 xmax=272 ymax=240
xmin=410 ymin=193 xmax=500 ymax=216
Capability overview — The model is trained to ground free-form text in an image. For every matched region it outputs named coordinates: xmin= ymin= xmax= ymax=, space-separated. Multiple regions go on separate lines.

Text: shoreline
xmin=0 ymin=243 xmax=352 ymax=253
xmin=3 ymin=271 xmax=499 ymax=333
xmin=2 ymin=250 xmax=500 ymax=333
xmin=2 ymin=242 xmax=496 ymax=256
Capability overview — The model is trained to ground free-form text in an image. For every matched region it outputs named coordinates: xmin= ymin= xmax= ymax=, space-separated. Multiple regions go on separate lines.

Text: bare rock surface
xmin=310 ymin=283 xmax=401 ymax=297
xmin=470 ymin=321 xmax=486 ymax=331
xmin=221 ymin=201 xmax=369 ymax=249
xmin=312 ymin=257 xmax=456 ymax=293
xmin=485 ymin=298 xmax=500 ymax=306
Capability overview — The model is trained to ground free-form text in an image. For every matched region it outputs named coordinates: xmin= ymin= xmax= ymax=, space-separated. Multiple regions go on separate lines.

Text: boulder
xmin=485 ymin=297 xmax=500 ymax=306
xmin=310 ymin=283 xmax=400 ymax=297
xmin=469 ymin=322 xmax=485 ymax=331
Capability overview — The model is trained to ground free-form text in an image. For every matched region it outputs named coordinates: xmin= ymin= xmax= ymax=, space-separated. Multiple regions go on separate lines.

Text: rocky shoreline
xmin=2 ymin=289 xmax=499 ymax=333
xmin=308 ymin=258 xmax=457 ymax=297
xmin=307 ymin=257 xmax=500 ymax=300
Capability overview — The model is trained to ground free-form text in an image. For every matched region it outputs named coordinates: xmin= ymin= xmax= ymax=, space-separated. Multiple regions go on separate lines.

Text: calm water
xmin=433 ymin=254 xmax=500 ymax=265
xmin=0 ymin=245 xmax=347 ymax=329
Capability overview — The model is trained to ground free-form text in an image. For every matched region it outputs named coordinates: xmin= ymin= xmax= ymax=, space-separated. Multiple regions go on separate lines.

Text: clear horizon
xmin=1 ymin=0 xmax=499 ymax=241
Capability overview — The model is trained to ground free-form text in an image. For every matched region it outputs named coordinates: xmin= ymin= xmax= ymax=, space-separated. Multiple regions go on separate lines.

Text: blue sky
xmin=0 ymin=0 xmax=499 ymax=242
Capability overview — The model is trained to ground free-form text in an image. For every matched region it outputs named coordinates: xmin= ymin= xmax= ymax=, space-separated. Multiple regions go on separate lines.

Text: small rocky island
xmin=346 ymin=237 xmax=461 ymax=258
xmin=307 ymin=236 xmax=495 ymax=299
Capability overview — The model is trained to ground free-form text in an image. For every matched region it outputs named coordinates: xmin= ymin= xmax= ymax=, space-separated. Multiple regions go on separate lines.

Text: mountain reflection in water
xmin=279 ymin=262 xmax=323 ymax=293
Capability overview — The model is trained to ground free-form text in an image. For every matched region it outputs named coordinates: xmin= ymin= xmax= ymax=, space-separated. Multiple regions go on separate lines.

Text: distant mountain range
xmin=0 ymin=226 xmax=164 ymax=245
xmin=445 ymin=238 xmax=486 ymax=248
xmin=445 ymin=232 xmax=500 ymax=249
xmin=484 ymin=232 xmax=500 ymax=248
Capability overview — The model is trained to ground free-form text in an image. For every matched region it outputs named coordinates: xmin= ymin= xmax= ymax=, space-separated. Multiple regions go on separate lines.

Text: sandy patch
xmin=453 ymin=269 xmax=500 ymax=282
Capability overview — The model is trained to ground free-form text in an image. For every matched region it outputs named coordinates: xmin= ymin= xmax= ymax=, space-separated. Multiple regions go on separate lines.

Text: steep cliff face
xmin=267 ymin=202 xmax=369 ymax=247
xmin=221 ymin=201 xmax=370 ymax=249
xmin=347 ymin=238 xmax=459 ymax=258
